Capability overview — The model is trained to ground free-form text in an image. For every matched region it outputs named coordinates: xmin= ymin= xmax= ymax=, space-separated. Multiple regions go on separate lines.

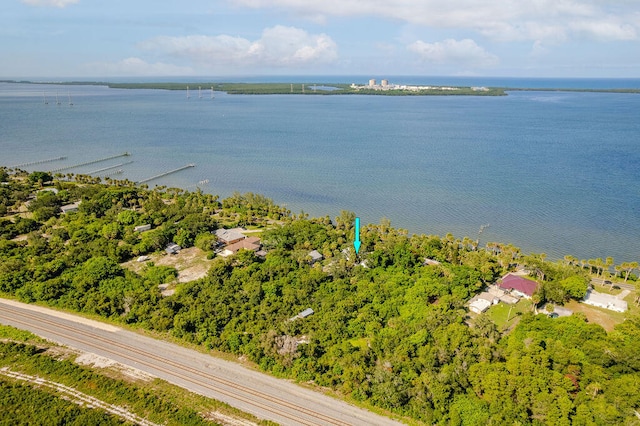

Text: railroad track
xmin=0 ymin=302 xmax=401 ymax=426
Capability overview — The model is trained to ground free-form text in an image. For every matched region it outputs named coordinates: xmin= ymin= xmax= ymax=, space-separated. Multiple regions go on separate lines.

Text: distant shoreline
xmin=3 ymin=79 xmax=640 ymax=96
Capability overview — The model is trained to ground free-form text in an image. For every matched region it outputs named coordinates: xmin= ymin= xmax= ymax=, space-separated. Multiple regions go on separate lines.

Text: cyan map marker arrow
xmin=353 ymin=217 xmax=361 ymax=254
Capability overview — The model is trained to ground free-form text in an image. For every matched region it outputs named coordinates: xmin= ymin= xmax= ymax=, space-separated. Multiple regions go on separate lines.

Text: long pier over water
xmin=137 ymin=164 xmax=195 ymax=184
xmin=50 ymin=152 xmax=131 ymax=173
xmin=11 ymin=156 xmax=67 ymax=169
xmin=88 ymin=161 xmax=134 ymax=175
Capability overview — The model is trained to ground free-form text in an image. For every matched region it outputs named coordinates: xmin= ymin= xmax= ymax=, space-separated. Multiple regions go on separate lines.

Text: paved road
xmin=590 ymin=278 xmax=636 ymax=291
xmin=0 ymin=298 xmax=404 ymax=426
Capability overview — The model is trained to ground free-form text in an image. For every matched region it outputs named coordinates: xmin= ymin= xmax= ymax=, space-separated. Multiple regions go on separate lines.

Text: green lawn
xmin=486 ymin=299 xmax=534 ymax=330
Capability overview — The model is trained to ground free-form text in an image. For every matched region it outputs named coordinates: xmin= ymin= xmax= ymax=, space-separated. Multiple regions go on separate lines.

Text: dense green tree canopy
xmin=0 ymin=170 xmax=638 ymax=424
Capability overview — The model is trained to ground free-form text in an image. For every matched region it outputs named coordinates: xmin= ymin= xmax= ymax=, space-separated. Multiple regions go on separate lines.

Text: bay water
xmin=1 ymin=79 xmax=639 ymax=263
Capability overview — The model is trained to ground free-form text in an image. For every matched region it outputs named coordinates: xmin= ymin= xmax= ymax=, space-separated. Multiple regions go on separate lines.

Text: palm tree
xmin=605 ymin=257 xmax=614 ymax=282
xmin=486 ymin=241 xmax=499 ymax=255
xmin=462 ymin=236 xmax=473 ymax=251
xmin=619 ymin=261 xmax=639 ymax=283
xmin=594 ymin=258 xmax=605 ymax=282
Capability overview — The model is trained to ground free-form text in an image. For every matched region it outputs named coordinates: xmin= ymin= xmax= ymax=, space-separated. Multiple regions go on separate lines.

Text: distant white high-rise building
xmin=381 ymin=79 xmax=389 ymax=87
xmin=369 ymin=79 xmax=376 ymax=87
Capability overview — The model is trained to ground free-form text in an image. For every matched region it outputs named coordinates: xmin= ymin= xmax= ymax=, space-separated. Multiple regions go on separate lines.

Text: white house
xmin=60 ymin=201 xmax=81 ymax=214
xmin=469 ymin=298 xmax=492 ymax=314
xmin=583 ymin=290 xmax=627 ymax=312
xmin=134 ymin=224 xmax=151 ymax=232
xmin=468 ymin=291 xmax=499 ymax=314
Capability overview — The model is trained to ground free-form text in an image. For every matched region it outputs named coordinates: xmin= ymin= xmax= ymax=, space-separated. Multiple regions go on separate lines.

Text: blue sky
xmin=2 ymin=0 xmax=640 ymax=78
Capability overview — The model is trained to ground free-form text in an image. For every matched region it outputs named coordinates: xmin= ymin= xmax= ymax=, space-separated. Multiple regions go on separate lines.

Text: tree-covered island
xmin=6 ymin=79 xmax=640 ymax=96
xmin=1 ymin=167 xmax=639 ymax=424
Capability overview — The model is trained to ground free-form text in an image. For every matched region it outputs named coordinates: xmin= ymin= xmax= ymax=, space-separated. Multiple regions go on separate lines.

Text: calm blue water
xmin=1 ymin=79 xmax=639 ymax=262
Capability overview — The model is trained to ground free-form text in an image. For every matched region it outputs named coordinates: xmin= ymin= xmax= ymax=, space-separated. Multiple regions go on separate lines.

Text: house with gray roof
xmin=308 ymin=250 xmax=323 ymax=263
xmin=215 ymin=228 xmax=247 ymax=245
xmin=60 ymin=201 xmax=81 ymax=214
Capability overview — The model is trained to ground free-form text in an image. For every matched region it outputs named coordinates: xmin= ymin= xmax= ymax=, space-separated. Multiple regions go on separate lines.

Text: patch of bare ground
xmin=74 ymin=352 xmax=156 ymax=382
xmin=0 ymin=367 xmax=161 ymax=426
xmin=564 ymin=300 xmax=622 ymax=331
xmin=122 ymin=246 xmax=212 ymax=283
xmin=24 ymin=342 xmax=156 ymax=383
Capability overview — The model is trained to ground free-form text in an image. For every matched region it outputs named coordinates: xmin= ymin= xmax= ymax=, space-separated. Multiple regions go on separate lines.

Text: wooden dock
xmin=88 ymin=161 xmax=134 ymax=175
xmin=137 ymin=164 xmax=195 ymax=184
xmin=11 ymin=156 xmax=67 ymax=169
xmin=49 ymin=152 xmax=131 ymax=173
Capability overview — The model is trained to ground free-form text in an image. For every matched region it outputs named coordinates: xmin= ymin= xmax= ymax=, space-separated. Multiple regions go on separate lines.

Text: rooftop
xmin=498 ymin=273 xmax=538 ymax=297
xmin=215 ymin=228 xmax=246 ymax=244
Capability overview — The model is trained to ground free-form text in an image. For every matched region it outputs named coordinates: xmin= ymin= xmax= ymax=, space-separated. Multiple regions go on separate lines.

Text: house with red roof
xmin=498 ymin=273 xmax=539 ymax=299
xmin=220 ymin=236 xmax=261 ymax=257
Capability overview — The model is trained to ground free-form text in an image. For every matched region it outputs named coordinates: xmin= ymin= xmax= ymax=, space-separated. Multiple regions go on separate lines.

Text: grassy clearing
xmin=486 ymin=299 xmax=533 ymax=331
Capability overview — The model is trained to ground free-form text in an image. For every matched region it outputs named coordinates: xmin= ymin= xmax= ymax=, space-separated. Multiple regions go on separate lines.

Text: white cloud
xmin=407 ymin=39 xmax=499 ymax=68
xmin=83 ymin=57 xmax=193 ymax=76
xmin=139 ymin=26 xmax=338 ymax=69
xmin=230 ymin=0 xmax=639 ymax=43
xmin=21 ymin=0 xmax=78 ymax=7
xmin=570 ymin=19 xmax=637 ymax=40
xmin=530 ymin=40 xmax=549 ymax=58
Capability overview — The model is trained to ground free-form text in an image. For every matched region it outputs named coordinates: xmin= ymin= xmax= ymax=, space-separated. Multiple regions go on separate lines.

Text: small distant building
xmin=290 ymin=308 xmax=315 ymax=321
xmin=298 ymin=308 xmax=314 ymax=318
xmin=423 ymin=258 xmax=441 ymax=266
xmin=221 ymin=236 xmax=261 ymax=257
xmin=137 ymin=255 xmax=150 ymax=262
xmin=165 ymin=242 xmax=181 ymax=255
xmin=498 ymin=273 xmax=538 ymax=299
xmin=308 ymin=250 xmax=323 ymax=264
xmin=134 ymin=224 xmax=151 ymax=232
xmin=468 ymin=291 xmax=499 ymax=314
xmin=469 ymin=298 xmax=492 ymax=314
xmin=368 ymin=79 xmax=376 ymax=87
xmin=215 ymin=228 xmax=247 ymax=245
xmin=583 ymin=290 xmax=628 ymax=312
xmin=60 ymin=201 xmax=81 ymax=214
xmin=38 ymin=188 xmax=59 ymax=194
